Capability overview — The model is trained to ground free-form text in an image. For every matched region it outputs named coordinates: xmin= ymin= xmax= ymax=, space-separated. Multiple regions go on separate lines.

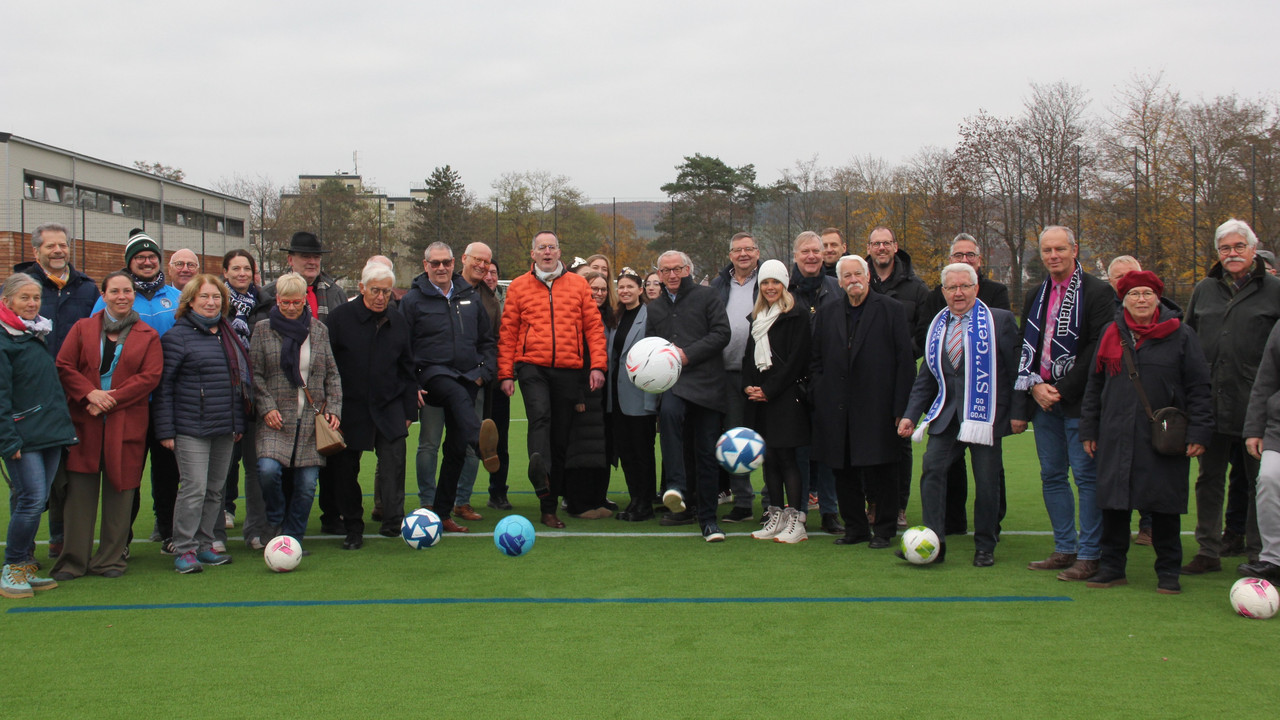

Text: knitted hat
xmin=124 ymin=229 xmax=161 ymax=266
xmin=758 ymin=259 xmax=789 ymax=286
xmin=1117 ymin=270 xmax=1164 ymax=298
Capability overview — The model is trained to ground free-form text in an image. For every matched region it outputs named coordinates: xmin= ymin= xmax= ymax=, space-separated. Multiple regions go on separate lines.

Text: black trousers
xmin=1100 ymin=508 xmax=1182 ymax=579
xmin=614 ymin=411 xmax=657 ymax=506
xmin=424 ymin=375 xmax=481 ymax=516
xmin=485 ymin=387 xmax=511 ymax=499
xmin=944 ymin=456 xmax=1008 ymax=536
xmin=145 ymin=423 xmax=181 ymax=540
xmin=836 ymin=462 xmax=898 ymax=540
xmin=516 ymin=364 xmax=582 ymax=514
xmin=322 ymin=447 xmax=366 ymax=534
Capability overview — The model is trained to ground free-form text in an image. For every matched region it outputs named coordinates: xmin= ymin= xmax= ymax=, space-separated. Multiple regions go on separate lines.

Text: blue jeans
xmin=658 ymin=393 xmax=723 ymax=526
xmin=258 ymin=458 xmax=319 ymax=542
xmin=1032 ymin=405 xmax=1101 ymax=560
xmin=5 ymin=447 xmax=61 ymax=564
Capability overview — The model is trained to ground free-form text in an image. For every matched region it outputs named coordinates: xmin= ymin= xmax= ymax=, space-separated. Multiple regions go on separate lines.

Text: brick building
xmin=1 ymin=133 xmax=252 ymax=282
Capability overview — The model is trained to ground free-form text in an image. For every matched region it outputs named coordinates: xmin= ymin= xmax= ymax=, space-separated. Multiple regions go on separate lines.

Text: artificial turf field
xmin=5 ymin=394 xmax=1279 ymax=719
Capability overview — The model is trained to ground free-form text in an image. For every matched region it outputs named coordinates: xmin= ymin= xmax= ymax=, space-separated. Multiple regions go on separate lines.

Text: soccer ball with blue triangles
xmin=715 ymin=426 xmax=766 ymax=475
xmin=401 ymin=508 xmax=443 ymax=549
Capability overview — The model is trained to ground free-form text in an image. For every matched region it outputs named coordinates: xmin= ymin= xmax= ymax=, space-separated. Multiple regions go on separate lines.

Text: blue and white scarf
xmin=913 ymin=299 xmax=997 ymax=446
xmin=1016 ymin=263 xmax=1082 ymax=391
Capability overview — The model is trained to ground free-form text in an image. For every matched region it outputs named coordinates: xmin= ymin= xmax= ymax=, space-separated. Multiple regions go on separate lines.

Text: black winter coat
xmin=1244 ymin=321 xmax=1280 ymax=452
xmin=646 ymin=276 xmax=731 ymax=414
xmin=153 ymin=315 xmax=246 ymax=440
xmin=325 ymin=297 xmax=417 ymax=450
xmin=400 ymin=272 xmax=496 ymax=387
xmin=13 ymin=261 xmax=99 ymax=357
xmin=868 ymin=249 xmax=931 ymax=358
xmin=742 ymin=305 xmax=811 ymax=448
xmin=787 ymin=265 xmax=842 ymax=329
xmin=1185 ymin=257 xmax=1280 ymax=436
xmin=810 ymin=292 xmax=915 ymax=468
xmin=1079 ymin=306 xmax=1214 ymax=514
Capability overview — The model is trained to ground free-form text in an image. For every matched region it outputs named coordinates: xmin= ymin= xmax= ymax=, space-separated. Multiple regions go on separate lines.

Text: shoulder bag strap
xmin=1119 ymin=334 xmax=1156 ymax=422
xmin=301 ymin=384 xmax=326 ymax=417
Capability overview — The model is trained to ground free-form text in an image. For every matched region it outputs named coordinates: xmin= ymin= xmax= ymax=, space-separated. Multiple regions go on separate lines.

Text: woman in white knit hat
xmin=743 ymin=259 xmax=813 ymax=543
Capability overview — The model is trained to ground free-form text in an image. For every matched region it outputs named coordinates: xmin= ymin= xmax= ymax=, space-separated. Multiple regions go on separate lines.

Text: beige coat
xmin=250 ymin=319 xmax=342 ymax=468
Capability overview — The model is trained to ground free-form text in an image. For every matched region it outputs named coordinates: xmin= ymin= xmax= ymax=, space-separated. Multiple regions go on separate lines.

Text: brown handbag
xmin=303 ymin=385 xmax=346 ymax=456
xmin=1120 ymin=336 xmax=1188 ymax=457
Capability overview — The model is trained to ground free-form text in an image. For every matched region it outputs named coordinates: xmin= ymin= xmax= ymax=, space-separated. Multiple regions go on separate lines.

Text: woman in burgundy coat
xmin=52 ymin=271 xmax=163 ymax=579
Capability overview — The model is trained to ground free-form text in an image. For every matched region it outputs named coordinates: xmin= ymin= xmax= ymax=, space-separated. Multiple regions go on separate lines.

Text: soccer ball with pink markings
xmin=1230 ymin=577 xmax=1278 ymax=619
xmin=264 ymin=535 xmax=303 ymax=573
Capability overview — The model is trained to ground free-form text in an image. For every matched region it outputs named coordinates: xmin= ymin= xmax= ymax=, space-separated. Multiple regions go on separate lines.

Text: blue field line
xmin=7 ymin=594 xmax=1072 ymax=614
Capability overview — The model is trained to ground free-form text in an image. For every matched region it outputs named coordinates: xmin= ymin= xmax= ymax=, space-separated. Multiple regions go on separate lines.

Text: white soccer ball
xmin=626 ymin=337 xmax=682 ymax=394
xmin=1230 ymin=577 xmax=1279 ymax=619
xmin=715 ymin=426 xmax=766 ymax=475
xmin=402 ymin=508 xmax=443 ymax=549
xmin=900 ymin=526 xmax=941 ymax=565
xmin=264 ymin=535 xmax=303 ymax=572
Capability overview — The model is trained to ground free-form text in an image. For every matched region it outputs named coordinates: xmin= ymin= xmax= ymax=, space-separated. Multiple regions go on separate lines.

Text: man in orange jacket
xmin=499 ymin=231 xmax=607 ymax=528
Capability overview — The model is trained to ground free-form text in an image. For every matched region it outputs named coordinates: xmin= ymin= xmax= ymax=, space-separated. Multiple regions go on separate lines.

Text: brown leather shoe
xmin=1027 ymin=551 xmax=1076 ymax=570
xmin=453 ymin=504 xmax=483 ymax=521
xmin=1057 ymin=559 xmax=1099 ymax=581
xmin=1134 ymin=527 xmax=1153 ymax=546
xmin=441 ymin=518 xmax=470 ymax=533
xmin=479 ymin=419 xmax=501 ymax=473
xmin=1180 ymin=554 xmax=1221 ymax=574
xmin=572 ymin=507 xmax=613 ymax=519
xmin=541 ymin=513 xmax=565 ymax=528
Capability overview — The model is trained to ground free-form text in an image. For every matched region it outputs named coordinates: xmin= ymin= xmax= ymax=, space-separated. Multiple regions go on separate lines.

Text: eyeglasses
xmin=868 ymin=240 xmax=896 ymax=249
xmin=731 ymin=246 xmax=758 ymax=255
xmin=942 ymin=283 xmax=976 ymax=293
xmin=427 ymin=259 xmax=454 ymax=268
xmin=277 ymin=298 xmax=306 ymax=308
xmin=590 ymin=287 xmax=608 ymax=295
xmin=1218 ymin=242 xmax=1250 ymax=256
xmin=534 ymin=244 xmax=558 ymax=252
xmin=364 ymin=287 xmax=394 ymax=297
xmin=171 ymin=261 xmax=200 ymax=270
xmin=657 ymin=266 xmax=685 ymax=276
xmin=950 ymin=252 xmax=979 ymax=260
xmin=1125 ymin=290 xmax=1157 ymax=300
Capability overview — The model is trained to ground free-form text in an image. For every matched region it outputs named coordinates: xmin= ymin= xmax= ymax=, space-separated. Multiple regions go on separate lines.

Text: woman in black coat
xmin=743 ymin=260 xmax=812 ymax=544
xmin=1080 ymin=271 xmax=1212 ymax=595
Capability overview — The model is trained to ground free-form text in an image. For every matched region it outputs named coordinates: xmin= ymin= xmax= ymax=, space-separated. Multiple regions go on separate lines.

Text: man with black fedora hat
xmin=251 ymin=231 xmax=351 ymax=534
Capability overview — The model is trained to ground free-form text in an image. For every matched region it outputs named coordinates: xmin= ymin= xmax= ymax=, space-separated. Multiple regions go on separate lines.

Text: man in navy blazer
xmin=899 ymin=263 xmax=1021 ymax=566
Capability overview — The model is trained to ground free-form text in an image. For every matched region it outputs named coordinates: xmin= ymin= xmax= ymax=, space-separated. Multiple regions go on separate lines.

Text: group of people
xmin=4 ymin=216 xmax=1280 ymax=599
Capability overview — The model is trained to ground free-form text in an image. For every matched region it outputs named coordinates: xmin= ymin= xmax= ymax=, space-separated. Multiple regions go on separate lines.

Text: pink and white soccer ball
xmin=264 ymin=535 xmax=303 ymax=572
xmin=1230 ymin=577 xmax=1279 ymax=619
xmin=626 ymin=337 xmax=682 ymax=394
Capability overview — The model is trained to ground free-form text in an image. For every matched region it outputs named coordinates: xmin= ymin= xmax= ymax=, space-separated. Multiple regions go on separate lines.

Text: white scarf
xmin=535 ymin=262 xmax=565 ymax=286
xmin=751 ymin=304 xmax=784 ymax=371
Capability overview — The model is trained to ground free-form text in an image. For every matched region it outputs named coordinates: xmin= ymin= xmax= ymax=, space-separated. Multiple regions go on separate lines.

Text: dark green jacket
xmin=1186 ymin=256 xmax=1280 ymax=436
xmin=0 ymin=327 xmax=77 ymax=458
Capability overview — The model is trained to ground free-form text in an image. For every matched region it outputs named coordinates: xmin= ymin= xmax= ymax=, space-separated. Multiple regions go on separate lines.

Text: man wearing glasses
xmin=402 ymin=242 xmax=498 ymax=534
xmin=324 ymin=261 xmax=417 ymax=547
xmin=648 ymin=250 xmax=732 ymax=542
xmin=167 ymin=249 xmax=201 ymax=291
xmin=498 ymin=232 xmax=606 ymax=528
xmin=1182 ymin=218 xmax=1280 ymax=574
xmin=921 ymin=234 xmax=1010 ymax=536
xmin=710 ymin=233 xmax=761 ymax=524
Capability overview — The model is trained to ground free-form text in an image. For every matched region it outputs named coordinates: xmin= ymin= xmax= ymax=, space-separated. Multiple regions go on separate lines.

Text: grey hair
xmin=940 ymin=263 xmax=979 ymax=287
xmin=531 ymin=231 xmax=558 ymax=250
xmin=835 ymin=254 xmax=869 ymax=277
xmin=31 ymin=222 xmax=70 ymax=251
xmin=1039 ymin=225 xmax=1076 ymax=247
xmin=463 ymin=242 xmax=492 ymax=258
xmin=275 ymin=272 xmax=308 ymax=299
xmin=361 ymin=262 xmax=395 ymax=286
xmin=1107 ymin=255 xmax=1141 ymax=277
xmin=1215 ymin=218 xmax=1258 ymax=248
xmin=950 ymin=233 xmax=980 ymax=254
xmin=657 ymin=250 xmax=691 ymax=272
xmin=3 ymin=272 xmax=41 ymax=302
xmin=729 ymin=232 xmax=754 ymax=250
xmin=424 ymin=242 xmax=453 ymax=259
xmin=793 ymin=231 xmax=821 ymax=252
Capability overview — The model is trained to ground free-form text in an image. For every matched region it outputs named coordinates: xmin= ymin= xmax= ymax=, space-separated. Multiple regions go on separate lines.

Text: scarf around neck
xmin=1016 ymin=263 xmax=1083 ymax=390
xmin=131 ymin=269 xmax=167 ymax=298
xmin=1094 ymin=308 xmax=1181 ymax=376
xmin=225 ymin=281 xmax=258 ymax=342
xmin=269 ymin=304 xmax=311 ymax=387
xmin=751 ymin=303 xmax=785 ymax=371
xmin=915 ymin=300 xmax=998 ymax=446
xmin=535 ymin=262 xmax=565 ymax=286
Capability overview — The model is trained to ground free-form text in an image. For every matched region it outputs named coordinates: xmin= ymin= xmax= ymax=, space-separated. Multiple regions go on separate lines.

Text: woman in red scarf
xmin=1080 ymin=271 xmax=1214 ymax=594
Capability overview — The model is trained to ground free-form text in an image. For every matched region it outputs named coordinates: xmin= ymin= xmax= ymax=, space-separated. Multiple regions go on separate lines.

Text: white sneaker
xmin=775 ymin=508 xmax=809 ymax=544
xmin=224 ymin=511 xmax=234 ymax=529
xmin=716 ymin=491 xmax=732 ymax=505
xmin=662 ymin=489 xmax=686 ymax=513
xmin=752 ymin=506 xmax=785 ymax=540
xmin=212 ymin=540 xmax=227 ymax=554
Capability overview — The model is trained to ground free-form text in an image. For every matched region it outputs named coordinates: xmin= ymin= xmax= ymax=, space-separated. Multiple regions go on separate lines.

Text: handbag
xmin=303 ymin=385 xmax=346 ymax=456
xmin=1120 ymin=336 xmax=1188 ymax=456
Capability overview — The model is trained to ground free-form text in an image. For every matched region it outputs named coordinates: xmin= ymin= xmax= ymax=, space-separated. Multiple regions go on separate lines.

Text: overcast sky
xmin=7 ymin=1 xmax=1277 ymax=202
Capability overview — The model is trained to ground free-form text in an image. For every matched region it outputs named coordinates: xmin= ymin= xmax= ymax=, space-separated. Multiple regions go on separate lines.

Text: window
xmin=226 ymin=219 xmax=244 ymax=237
xmin=78 ymin=189 xmax=97 ymax=210
xmin=163 ymin=205 xmax=178 ymax=224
